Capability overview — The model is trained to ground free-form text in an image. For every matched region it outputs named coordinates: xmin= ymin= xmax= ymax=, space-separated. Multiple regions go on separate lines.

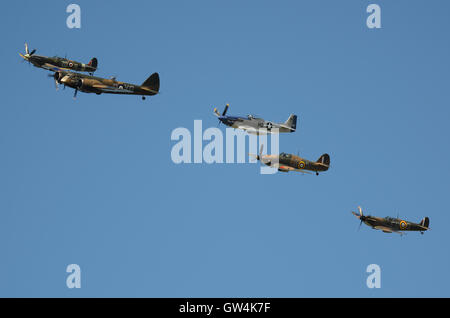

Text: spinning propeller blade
xmin=249 ymin=144 xmax=264 ymax=162
xmin=222 ymin=104 xmax=229 ymax=116
xmin=24 ymin=43 xmax=36 ymax=56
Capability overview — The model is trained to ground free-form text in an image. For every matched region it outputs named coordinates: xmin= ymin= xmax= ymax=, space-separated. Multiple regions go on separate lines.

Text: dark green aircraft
xmin=51 ymin=69 xmax=159 ymax=100
xmin=352 ymin=206 xmax=430 ymax=235
xmin=250 ymin=145 xmax=330 ymax=175
xmin=19 ymin=43 xmax=97 ymax=74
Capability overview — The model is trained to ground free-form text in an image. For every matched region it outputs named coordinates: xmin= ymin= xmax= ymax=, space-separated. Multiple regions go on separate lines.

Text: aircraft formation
xmin=19 ymin=43 xmax=159 ymax=100
xmin=211 ymin=103 xmax=429 ymax=236
xmin=213 ymin=103 xmax=330 ymax=176
xmin=19 ymin=43 xmax=430 ymax=236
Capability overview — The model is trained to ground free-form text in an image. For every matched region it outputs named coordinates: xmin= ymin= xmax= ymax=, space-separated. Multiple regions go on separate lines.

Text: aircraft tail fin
xmin=88 ymin=57 xmax=98 ymax=70
xmin=284 ymin=114 xmax=297 ymax=131
xmin=316 ymin=154 xmax=330 ymax=167
xmin=420 ymin=217 xmax=430 ymax=228
xmin=141 ymin=72 xmax=160 ymax=95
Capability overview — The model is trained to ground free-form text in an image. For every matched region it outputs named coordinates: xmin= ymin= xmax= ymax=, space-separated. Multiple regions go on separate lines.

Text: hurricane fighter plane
xmin=250 ymin=145 xmax=330 ymax=175
xmin=19 ymin=43 xmax=98 ymax=74
xmin=214 ymin=104 xmax=297 ymax=135
xmin=351 ymin=206 xmax=430 ymax=235
xmin=50 ymin=69 xmax=159 ymax=100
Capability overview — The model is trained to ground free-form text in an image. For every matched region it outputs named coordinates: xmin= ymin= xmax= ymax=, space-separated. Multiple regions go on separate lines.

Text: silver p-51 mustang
xmin=213 ymin=104 xmax=297 ymax=135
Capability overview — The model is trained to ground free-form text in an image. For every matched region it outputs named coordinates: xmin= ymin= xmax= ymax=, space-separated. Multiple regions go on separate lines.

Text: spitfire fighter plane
xmin=50 ymin=69 xmax=159 ymax=100
xmin=214 ymin=104 xmax=297 ymax=134
xmin=19 ymin=43 xmax=98 ymax=74
xmin=250 ymin=145 xmax=330 ymax=175
xmin=351 ymin=206 xmax=430 ymax=235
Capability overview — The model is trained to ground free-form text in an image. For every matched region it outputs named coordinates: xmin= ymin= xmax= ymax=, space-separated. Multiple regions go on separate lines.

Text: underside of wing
xmin=240 ymin=126 xmax=270 ymax=135
xmin=278 ymin=166 xmax=295 ymax=172
xmin=238 ymin=126 xmax=263 ymax=134
xmin=97 ymin=87 xmax=135 ymax=94
xmin=238 ymin=125 xmax=255 ymax=131
xmin=374 ymin=226 xmax=393 ymax=233
xmin=42 ymin=64 xmax=67 ymax=72
xmin=91 ymin=84 xmax=111 ymax=89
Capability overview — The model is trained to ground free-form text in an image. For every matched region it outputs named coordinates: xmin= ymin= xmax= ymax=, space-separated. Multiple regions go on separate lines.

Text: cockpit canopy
xmin=280 ymin=153 xmax=292 ymax=159
xmin=247 ymin=114 xmax=262 ymax=120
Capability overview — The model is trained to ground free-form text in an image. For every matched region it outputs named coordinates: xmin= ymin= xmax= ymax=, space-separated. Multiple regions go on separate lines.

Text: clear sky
xmin=1 ymin=0 xmax=450 ymax=297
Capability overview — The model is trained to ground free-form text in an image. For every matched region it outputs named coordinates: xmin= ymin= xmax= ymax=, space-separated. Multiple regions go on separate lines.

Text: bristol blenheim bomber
xmin=19 ymin=43 xmax=97 ymax=74
xmin=352 ymin=206 xmax=430 ymax=235
xmin=51 ymin=69 xmax=159 ymax=100
xmin=250 ymin=145 xmax=330 ymax=175
xmin=214 ymin=104 xmax=297 ymax=134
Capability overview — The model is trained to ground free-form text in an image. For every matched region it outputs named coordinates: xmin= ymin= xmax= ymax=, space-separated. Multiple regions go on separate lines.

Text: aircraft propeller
xmin=222 ymin=104 xmax=229 ymax=116
xmin=47 ymin=73 xmax=60 ymax=90
xmin=19 ymin=43 xmax=36 ymax=64
xmin=351 ymin=206 xmax=366 ymax=230
xmin=24 ymin=43 xmax=36 ymax=58
xmin=249 ymin=144 xmax=264 ymax=161
xmin=214 ymin=104 xmax=230 ymax=126
xmin=214 ymin=104 xmax=229 ymax=117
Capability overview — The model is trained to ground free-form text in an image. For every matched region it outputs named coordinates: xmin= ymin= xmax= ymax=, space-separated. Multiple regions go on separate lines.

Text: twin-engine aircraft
xmin=51 ymin=69 xmax=160 ymax=100
xmin=214 ymin=104 xmax=297 ymax=135
xmin=351 ymin=206 xmax=430 ymax=235
xmin=250 ymin=145 xmax=330 ymax=175
xmin=19 ymin=43 xmax=97 ymax=74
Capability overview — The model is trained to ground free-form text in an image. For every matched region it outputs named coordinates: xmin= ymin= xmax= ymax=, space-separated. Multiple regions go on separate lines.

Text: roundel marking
xmin=399 ymin=220 xmax=407 ymax=230
xmin=298 ymin=161 xmax=305 ymax=169
xmin=68 ymin=62 xmax=74 ymax=68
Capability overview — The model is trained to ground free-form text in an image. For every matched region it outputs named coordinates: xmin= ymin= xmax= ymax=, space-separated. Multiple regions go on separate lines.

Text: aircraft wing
xmin=374 ymin=226 xmax=403 ymax=235
xmin=374 ymin=226 xmax=393 ymax=233
xmin=98 ymin=87 xmax=136 ymax=94
xmin=91 ymin=84 xmax=109 ymax=89
xmin=277 ymin=166 xmax=312 ymax=174
xmin=237 ymin=125 xmax=254 ymax=131
xmin=237 ymin=125 xmax=273 ymax=135
xmin=278 ymin=165 xmax=295 ymax=172
xmin=41 ymin=64 xmax=68 ymax=72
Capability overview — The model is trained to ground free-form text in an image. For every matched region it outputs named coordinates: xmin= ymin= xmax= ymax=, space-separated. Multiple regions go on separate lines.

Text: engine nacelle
xmin=75 ymin=78 xmax=83 ymax=89
xmin=54 ymin=72 xmax=63 ymax=83
xmin=78 ymin=78 xmax=101 ymax=90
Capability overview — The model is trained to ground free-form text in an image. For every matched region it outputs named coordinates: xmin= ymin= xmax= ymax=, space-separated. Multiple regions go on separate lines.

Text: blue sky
xmin=1 ymin=0 xmax=450 ymax=297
